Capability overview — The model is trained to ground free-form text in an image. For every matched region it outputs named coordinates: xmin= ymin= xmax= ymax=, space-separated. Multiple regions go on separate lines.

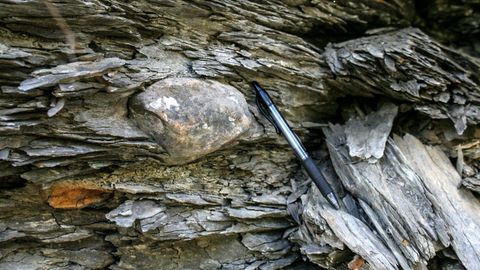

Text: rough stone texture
xmin=417 ymin=0 xmax=480 ymax=57
xmin=129 ymin=78 xmax=254 ymax=164
xmin=462 ymin=175 xmax=480 ymax=193
xmin=321 ymin=126 xmax=444 ymax=269
xmin=397 ymin=134 xmax=480 ymax=269
xmin=289 ymin=112 xmax=480 ymax=269
xmin=344 ymin=101 xmax=398 ymax=162
xmin=324 ymin=28 xmax=480 ymax=135
xmin=0 ymin=0 xmax=480 ymax=269
xmin=48 ymin=181 xmax=111 ymax=209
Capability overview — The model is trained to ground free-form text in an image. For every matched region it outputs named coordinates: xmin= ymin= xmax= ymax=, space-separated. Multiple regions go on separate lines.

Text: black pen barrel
xmin=253 ymin=82 xmax=340 ymax=209
xmin=302 ymin=157 xmax=333 ymax=195
xmin=269 ymin=107 xmax=340 ymax=209
xmin=302 ymin=157 xmax=339 ymax=208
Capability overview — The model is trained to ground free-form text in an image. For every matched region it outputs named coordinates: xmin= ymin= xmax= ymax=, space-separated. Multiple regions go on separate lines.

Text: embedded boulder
xmin=129 ymin=78 xmax=254 ymax=164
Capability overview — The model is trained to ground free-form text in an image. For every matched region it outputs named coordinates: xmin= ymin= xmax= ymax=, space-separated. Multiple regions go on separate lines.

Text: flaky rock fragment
xmin=18 ymin=58 xmax=126 ymax=92
xmin=462 ymin=176 xmax=480 ymax=194
xmin=345 ymin=102 xmax=398 ymax=161
xmin=324 ymin=124 xmax=444 ymax=269
xmin=396 ymin=134 xmax=480 ymax=270
xmin=106 ymin=200 xmax=167 ymax=233
xmin=324 ymin=28 xmax=480 ymax=135
xmin=129 ymin=78 xmax=254 ymax=164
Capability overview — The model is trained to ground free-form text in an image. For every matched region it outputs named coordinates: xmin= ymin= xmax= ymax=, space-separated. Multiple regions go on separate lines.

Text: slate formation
xmin=0 ymin=0 xmax=480 ymax=269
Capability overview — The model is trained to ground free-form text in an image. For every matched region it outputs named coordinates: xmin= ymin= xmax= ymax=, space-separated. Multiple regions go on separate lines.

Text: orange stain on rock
xmin=48 ymin=182 xmax=111 ymax=209
xmin=348 ymin=255 xmax=365 ymax=270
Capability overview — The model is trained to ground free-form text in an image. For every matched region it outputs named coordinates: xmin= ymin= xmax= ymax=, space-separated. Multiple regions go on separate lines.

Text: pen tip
xmin=251 ymin=81 xmax=260 ymax=90
xmin=326 ymin=193 xmax=340 ymax=209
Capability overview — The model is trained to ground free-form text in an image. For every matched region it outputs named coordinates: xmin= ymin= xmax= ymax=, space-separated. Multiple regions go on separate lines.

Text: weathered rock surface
xmin=418 ymin=0 xmax=480 ymax=57
xmin=290 ymin=108 xmax=480 ymax=269
xmin=398 ymin=134 xmax=480 ymax=269
xmin=344 ymin=101 xmax=398 ymax=162
xmin=0 ymin=0 xmax=480 ymax=269
xmin=129 ymin=78 xmax=254 ymax=164
xmin=324 ymin=28 xmax=480 ymax=135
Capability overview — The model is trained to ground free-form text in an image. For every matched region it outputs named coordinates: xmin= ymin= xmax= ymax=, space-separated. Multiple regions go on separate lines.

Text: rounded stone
xmin=129 ymin=78 xmax=253 ymax=164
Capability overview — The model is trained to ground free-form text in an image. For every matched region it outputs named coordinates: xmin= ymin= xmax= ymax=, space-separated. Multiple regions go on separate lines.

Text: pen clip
xmin=255 ymin=93 xmax=281 ymax=134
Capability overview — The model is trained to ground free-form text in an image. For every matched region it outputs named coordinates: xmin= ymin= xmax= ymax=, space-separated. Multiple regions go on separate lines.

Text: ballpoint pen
xmin=252 ymin=81 xmax=340 ymax=209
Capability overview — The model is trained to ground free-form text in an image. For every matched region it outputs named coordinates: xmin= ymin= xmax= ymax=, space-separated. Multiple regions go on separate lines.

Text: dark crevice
xmin=301 ymin=29 xmax=364 ymax=53
xmin=413 ymin=0 xmax=480 ymax=57
xmin=0 ymin=175 xmax=27 ymax=189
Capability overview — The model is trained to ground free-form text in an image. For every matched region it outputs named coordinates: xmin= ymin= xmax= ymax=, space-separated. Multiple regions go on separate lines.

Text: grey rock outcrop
xmin=1 ymin=0 xmax=480 ymax=269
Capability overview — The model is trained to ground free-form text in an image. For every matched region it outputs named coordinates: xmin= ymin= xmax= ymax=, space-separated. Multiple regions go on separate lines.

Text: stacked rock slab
xmin=0 ymin=0 xmax=480 ymax=269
